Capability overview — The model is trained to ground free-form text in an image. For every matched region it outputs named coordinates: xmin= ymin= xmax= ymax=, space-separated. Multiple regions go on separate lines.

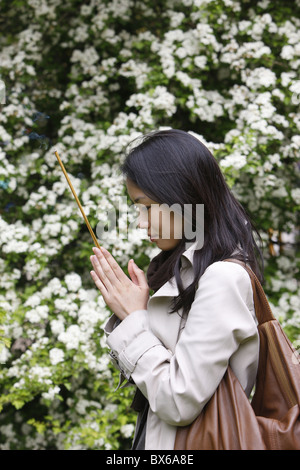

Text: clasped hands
xmin=90 ymin=247 xmax=149 ymax=320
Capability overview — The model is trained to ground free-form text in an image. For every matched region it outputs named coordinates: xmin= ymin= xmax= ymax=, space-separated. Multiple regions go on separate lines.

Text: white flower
xmin=76 ymin=398 xmax=90 ymax=415
xmin=241 ymin=67 xmax=276 ymax=89
xmin=26 ymin=65 xmax=36 ymax=76
xmin=291 ymin=188 xmax=300 ymax=204
xmin=220 ymin=153 xmax=247 ymax=170
xmin=194 ymin=55 xmax=207 ymax=69
xmin=120 ymin=424 xmax=134 ymax=438
xmin=29 ymin=365 xmax=52 ymax=381
xmin=3 ymin=240 xmax=29 ymax=253
xmin=58 ymin=324 xmax=82 ymax=350
xmin=24 ymin=293 xmax=42 ymax=308
xmin=169 ymin=11 xmax=185 ymax=28
xmin=42 ymin=386 xmax=60 ymax=400
xmin=0 ymin=346 xmax=10 ymax=364
xmin=49 ymin=348 xmax=64 ymax=365
xmin=175 ymin=47 xmax=187 ymax=59
xmin=290 ymin=80 xmax=300 ymax=97
xmin=50 ymin=317 xmax=65 ymax=336
xmin=272 ymin=186 xmax=288 ymax=198
xmin=281 ymin=45 xmax=295 ymax=60
xmin=25 ymin=305 xmax=49 ymax=323
xmin=64 ymin=273 xmax=82 ymax=292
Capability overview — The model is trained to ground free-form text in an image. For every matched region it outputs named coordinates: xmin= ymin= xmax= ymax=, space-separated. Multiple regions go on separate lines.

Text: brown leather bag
xmin=174 ymin=259 xmax=300 ymax=450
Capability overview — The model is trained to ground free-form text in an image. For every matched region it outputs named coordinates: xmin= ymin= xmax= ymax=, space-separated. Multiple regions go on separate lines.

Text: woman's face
xmin=126 ymin=178 xmax=183 ymax=251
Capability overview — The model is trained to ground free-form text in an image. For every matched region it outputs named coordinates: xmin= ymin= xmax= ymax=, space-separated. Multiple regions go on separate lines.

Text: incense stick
xmin=54 ymin=150 xmax=101 ymax=249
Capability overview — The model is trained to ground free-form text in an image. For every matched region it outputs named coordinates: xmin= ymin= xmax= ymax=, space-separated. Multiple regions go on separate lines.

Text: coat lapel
xmin=149 ymin=241 xmax=198 ymax=300
xmin=146 ymin=242 xmax=198 ymax=352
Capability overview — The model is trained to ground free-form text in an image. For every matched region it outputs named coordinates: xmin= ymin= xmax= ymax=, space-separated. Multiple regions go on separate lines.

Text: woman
xmin=89 ymin=129 xmax=263 ymax=450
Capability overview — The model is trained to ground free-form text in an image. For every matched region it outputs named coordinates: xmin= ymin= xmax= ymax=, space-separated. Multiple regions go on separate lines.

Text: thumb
xmin=130 ymin=260 xmax=148 ymax=288
xmin=128 ymin=259 xmax=138 ymax=285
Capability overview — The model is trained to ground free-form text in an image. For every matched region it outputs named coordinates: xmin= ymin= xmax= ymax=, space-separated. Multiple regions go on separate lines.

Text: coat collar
xmin=148 ymin=243 xmax=241 ymax=301
xmin=149 ymin=241 xmax=199 ymax=300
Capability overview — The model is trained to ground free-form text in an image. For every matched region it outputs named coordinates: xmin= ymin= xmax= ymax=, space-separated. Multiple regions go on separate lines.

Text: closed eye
xmin=131 ymin=203 xmax=151 ymax=211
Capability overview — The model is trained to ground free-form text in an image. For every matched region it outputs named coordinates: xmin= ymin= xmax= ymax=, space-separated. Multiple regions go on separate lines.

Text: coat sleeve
xmin=105 ymin=261 xmax=258 ymax=426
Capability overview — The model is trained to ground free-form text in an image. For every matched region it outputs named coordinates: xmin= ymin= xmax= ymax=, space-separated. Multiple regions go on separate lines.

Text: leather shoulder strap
xmin=223 ymin=259 xmax=275 ymax=325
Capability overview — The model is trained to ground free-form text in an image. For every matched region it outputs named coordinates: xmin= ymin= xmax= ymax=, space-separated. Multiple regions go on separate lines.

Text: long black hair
xmin=121 ymin=129 xmax=264 ymax=315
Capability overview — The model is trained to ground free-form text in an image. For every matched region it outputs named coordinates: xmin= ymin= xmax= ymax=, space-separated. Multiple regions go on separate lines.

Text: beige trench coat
xmin=104 ymin=243 xmax=259 ymax=450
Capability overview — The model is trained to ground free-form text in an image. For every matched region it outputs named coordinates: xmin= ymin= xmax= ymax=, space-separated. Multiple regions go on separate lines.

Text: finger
xmin=93 ymin=247 xmax=130 ymax=285
xmin=90 ymin=270 xmax=108 ymax=295
xmin=90 ymin=255 xmax=112 ymax=289
xmin=91 ymin=250 xmax=118 ymax=285
xmin=131 ymin=261 xmax=148 ymax=288
xmin=128 ymin=259 xmax=139 ymax=285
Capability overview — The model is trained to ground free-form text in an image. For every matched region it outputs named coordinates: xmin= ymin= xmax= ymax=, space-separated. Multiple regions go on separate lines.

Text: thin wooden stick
xmin=54 ymin=150 xmax=101 ymax=249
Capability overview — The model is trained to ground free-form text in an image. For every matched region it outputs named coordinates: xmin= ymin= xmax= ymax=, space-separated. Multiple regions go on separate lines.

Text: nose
xmin=137 ymin=208 xmax=149 ymax=230
xmin=138 ymin=218 xmax=149 ymax=230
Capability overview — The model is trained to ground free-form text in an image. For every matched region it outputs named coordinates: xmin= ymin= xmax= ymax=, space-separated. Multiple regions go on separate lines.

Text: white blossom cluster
xmin=0 ymin=0 xmax=299 ymax=450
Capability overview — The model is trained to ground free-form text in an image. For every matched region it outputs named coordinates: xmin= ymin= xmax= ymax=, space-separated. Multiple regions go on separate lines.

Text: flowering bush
xmin=0 ymin=0 xmax=299 ymax=449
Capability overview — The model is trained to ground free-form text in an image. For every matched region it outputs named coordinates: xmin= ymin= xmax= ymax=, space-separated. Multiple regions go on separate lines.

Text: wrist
xmin=123 ymin=307 xmax=147 ymax=318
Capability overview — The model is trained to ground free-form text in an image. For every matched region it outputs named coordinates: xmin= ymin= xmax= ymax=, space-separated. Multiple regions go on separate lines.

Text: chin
xmin=154 ymin=239 xmax=182 ymax=251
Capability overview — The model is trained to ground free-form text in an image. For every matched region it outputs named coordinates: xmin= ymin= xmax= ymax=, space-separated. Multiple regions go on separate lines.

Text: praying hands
xmin=90 ymin=247 xmax=149 ymax=320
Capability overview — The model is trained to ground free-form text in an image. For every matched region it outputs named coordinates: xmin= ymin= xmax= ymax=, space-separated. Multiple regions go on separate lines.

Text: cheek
xmin=171 ymin=213 xmax=184 ymax=239
xmin=138 ymin=207 xmax=149 ymax=227
xmin=148 ymin=208 xmax=158 ymax=233
xmin=150 ymin=207 xmax=183 ymax=239
xmin=149 ymin=208 xmax=166 ymax=238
